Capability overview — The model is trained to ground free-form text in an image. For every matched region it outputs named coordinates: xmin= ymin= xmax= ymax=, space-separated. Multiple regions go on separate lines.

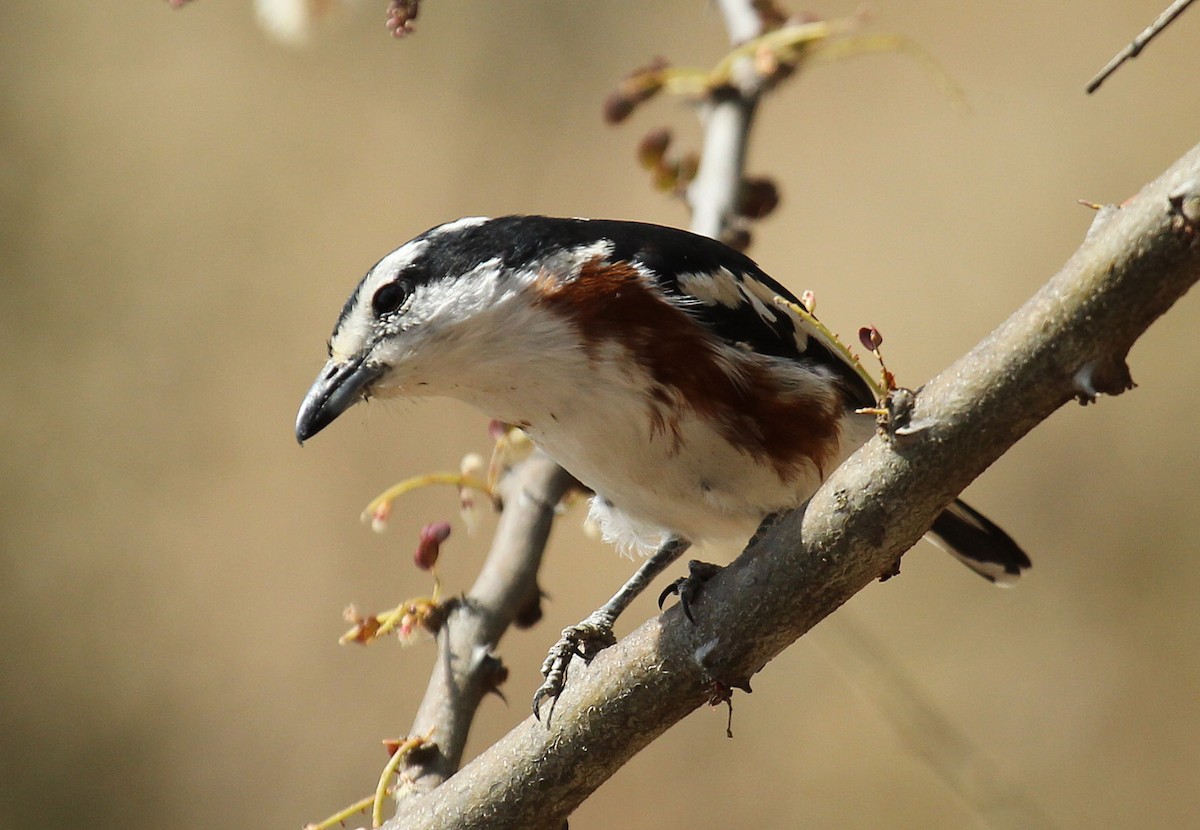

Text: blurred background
xmin=2 ymin=2 xmax=1198 ymax=828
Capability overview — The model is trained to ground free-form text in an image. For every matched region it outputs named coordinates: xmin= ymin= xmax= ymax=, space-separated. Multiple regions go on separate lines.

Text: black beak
xmin=295 ymin=356 xmax=385 ymax=444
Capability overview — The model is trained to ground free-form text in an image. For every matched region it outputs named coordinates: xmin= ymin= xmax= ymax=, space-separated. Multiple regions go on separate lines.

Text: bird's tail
xmin=928 ymin=499 xmax=1031 ymax=585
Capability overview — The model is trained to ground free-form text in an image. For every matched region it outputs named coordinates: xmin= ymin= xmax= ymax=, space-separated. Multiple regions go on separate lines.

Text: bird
xmin=295 ymin=215 xmax=1031 ymax=716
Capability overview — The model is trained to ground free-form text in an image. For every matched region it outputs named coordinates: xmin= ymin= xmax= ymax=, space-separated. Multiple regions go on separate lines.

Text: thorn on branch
xmin=882 ymin=387 xmax=923 ymax=438
xmin=480 ymin=653 xmax=510 ymax=702
xmin=877 ymin=556 xmax=903 ymax=582
xmin=1168 ymin=178 xmax=1200 ymax=232
xmin=1079 ymin=199 xmax=1123 ymax=239
xmin=1072 ymin=359 xmax=1135 ymax=405
xmin=513 ymin=587 xmax=544 ymax=629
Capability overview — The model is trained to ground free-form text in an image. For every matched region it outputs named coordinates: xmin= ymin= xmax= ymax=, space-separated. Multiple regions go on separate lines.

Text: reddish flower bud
xmin=603 ymin=93 xmax=636 ymax=124
xmin=369 ymin=500 xmax=393 ymax=533
xmin=736 ymin=177 xmax=780 ymax=219
xmin=414 ymin=521 xmax=451 ymax=571
xmin=604 ymin=57 xmax=669 ymax=123
xmin=637 ymin=129 xmax=672 ymax=169
xmin=858 ymin=326 xmax=884 ymax=352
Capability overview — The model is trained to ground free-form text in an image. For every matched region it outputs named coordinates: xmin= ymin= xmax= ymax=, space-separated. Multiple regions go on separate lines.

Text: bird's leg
xmin=533 ymin=536 xmax=691 ymax=721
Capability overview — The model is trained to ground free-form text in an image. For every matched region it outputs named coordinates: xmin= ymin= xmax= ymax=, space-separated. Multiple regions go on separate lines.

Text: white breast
xmin=457 ymin=332 xmax=872 ymax=555
xmin=392 ymin=264 xmax=873 ymax=555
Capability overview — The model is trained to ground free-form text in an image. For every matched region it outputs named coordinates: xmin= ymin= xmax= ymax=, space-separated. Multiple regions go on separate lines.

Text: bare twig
xmin=686 ymin=0 xmax=765 ymax=240
xmin=392 ymin=452 xmax=575 ymax=793
xmin=1085 ymin=0 xmax=1195 ymax=93
xmin=382 ymin=143 xmax=1200 ymax=830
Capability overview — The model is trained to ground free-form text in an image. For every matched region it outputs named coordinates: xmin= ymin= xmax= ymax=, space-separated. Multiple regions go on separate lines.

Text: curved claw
xmin=656 ymin=560 xmax=722 ymax=626
xmin=658 ymin=577 xmax=696 ymax=624
xmin=531 ymin=615 xmax=617 ymax=723
xmin=531 ymin=684 xmax=557 ymax=723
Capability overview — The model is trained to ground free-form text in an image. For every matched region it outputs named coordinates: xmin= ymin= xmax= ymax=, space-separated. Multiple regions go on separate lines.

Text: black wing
xmin=589 ymin=218 xmax=877 ymax=410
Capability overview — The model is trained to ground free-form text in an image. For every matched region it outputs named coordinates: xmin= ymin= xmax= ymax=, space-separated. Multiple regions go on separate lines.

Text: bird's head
xmin=294 ymin=215 xmax=616 ymax=443
xmin=295 ymin=216 xmax=513 ymax=443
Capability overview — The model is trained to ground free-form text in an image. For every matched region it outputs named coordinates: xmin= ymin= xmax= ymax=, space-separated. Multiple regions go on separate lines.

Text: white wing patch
xmin=677 ymin=268 xmax=743 ymax=308
xmin=737 ymin=273 xmax=872 ymax=388
xmin=550 ymin=240 xmax=616 ymax=282
xmin=427 ymin=216 xmax=491 ymax=237
xmin=737 ymin=273 xmax=818 ymax=355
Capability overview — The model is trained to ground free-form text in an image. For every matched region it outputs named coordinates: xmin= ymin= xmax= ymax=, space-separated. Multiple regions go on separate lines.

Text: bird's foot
xmin=657 ymin=559 xmax=723 ymax=624
xmin=532 ymin=610 xmax=617 ymax=722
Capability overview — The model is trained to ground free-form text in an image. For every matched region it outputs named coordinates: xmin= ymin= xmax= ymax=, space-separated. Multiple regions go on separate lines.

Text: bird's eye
xmin=371 ymin=281 xmax=410 ymax=317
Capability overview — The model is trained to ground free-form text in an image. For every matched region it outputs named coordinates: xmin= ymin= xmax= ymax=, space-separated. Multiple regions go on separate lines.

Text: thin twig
xmin=686 ymin=0 xmax=765 ymax=240
xmin=1085 ymin=0 xmax=1195 ymax=93
xmin=392 ymin=453 xmax=575 ymax=794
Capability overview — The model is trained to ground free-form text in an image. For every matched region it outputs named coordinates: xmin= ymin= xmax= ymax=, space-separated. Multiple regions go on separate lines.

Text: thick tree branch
xmin=383 ymin=145 xmax=1200 ymax=830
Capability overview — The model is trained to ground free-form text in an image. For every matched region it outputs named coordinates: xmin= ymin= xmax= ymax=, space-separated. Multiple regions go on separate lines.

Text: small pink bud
xmin=414 ymin=521 xmax=451 ymax=571
xmin=370 ymin=501 xmax=393 ymax=533
xmin=799 ymin=290 xmax=816 ymax=313
xmin=754 ymin=45 xmax=780 ymax=79
xmin=386 ymin=0 xmax=419 ymax=36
